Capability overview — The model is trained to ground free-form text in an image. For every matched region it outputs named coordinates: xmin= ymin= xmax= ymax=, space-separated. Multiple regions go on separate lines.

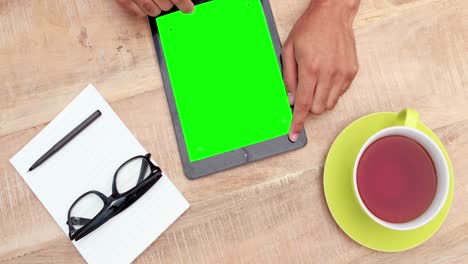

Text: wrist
xmin=311 ymin=0 xmax=360 ymax=11
xmin=307 ymin=0 xmax=360 ymax=25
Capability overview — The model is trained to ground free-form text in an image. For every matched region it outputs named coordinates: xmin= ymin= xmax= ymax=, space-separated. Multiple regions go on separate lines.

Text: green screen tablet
xmin=150 ymin=0 xmax=307 ymax=178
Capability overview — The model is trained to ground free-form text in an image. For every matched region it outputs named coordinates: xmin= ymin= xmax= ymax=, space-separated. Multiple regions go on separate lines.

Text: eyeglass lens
xmin=115 ymin=157 xmax=152 ymax=194
xmin=70 ymin=193 xmax=105 ymax=231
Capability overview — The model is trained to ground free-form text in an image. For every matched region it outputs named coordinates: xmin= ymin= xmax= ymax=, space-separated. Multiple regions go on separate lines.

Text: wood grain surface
xmin=1 ymin=0 xmax=468 ymax=263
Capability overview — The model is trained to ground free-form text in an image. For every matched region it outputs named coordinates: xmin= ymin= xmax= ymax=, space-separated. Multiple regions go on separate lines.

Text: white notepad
xmin=10 ymin=84 xmax=190 ymax=264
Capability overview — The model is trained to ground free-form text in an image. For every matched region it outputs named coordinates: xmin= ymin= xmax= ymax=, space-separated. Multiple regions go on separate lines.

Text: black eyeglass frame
xmin=67 ymin=153 xmax=162 ymax=241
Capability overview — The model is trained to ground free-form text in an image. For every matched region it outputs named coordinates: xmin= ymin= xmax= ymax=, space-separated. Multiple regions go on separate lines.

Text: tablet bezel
xmin=148 ymin=0 xmax=307 ymax=179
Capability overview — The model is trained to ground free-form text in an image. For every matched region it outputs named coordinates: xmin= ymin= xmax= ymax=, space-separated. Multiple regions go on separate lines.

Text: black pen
xmin=28 ymin=110 xmax=102 ymax=172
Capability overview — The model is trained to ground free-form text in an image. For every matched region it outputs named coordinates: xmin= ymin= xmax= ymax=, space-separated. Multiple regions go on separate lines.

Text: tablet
xmin=149 ymin=0 xmax=307 ymax=179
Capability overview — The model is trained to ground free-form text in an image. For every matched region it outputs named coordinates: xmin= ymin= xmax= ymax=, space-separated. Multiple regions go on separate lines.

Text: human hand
xmin=116 ymin=0 xmax=194 ymax=17
xmin=283 ymin=0 xmax=360 ymax=142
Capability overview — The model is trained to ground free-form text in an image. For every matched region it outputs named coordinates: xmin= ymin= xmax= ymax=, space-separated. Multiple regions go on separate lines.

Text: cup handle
xmin=398 ymin=108 xmax=419 ymax=128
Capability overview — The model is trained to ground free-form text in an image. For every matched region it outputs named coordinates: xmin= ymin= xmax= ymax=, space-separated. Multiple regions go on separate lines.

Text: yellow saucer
xmin=323 ymin=109 xmax=454 ymax=252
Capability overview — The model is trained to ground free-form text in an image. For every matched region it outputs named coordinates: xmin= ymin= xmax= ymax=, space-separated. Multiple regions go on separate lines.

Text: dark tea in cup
xmin=356 ymin=135 xmax=437 ymax=223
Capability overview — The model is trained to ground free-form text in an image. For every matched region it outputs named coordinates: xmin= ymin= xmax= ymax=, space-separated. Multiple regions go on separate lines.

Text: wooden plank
xmin=0 ymin=0 xmax=161 ymax=137
xmin=0 ymin=0 xmax=467 ymax=262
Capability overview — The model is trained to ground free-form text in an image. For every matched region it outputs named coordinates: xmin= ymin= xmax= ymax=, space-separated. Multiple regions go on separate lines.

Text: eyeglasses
xmin=66 ymin=153 xmax=162 ymax=241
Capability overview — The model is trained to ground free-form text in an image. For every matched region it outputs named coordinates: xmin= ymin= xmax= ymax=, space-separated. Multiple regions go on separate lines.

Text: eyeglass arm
xmin=137 ymin=153 xmax=152 ymax=184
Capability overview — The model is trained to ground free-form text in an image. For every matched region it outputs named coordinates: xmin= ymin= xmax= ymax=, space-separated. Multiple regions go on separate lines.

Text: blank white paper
xmin=10 ymin=84 xmax=190 ymax=264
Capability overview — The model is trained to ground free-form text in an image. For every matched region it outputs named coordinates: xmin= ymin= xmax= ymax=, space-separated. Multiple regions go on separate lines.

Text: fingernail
xmin=289 ymin=132 xmax=299 ymax=143
xmin=189 ymin=5 xmax=195 ymax=13
xmin=288 ymin=92 xmax=294 ymax=105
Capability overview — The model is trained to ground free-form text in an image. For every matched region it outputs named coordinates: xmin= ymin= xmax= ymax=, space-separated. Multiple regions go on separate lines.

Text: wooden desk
xmin=1 ymin=0 xmax=467 ymax=263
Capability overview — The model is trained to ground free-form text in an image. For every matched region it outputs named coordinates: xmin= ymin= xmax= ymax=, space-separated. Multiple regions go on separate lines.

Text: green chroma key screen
xmin=156 ymin=0 xmax=291 ymax=162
